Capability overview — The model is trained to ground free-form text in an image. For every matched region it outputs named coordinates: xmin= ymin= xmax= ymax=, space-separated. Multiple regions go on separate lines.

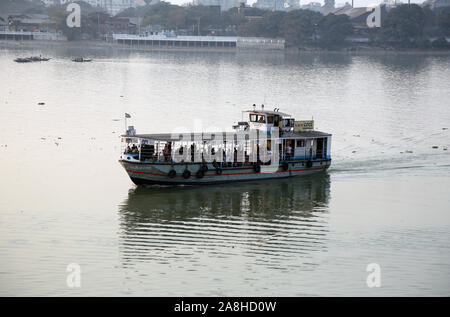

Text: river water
xmin=0 ymin=45 xmax=449 ymax=296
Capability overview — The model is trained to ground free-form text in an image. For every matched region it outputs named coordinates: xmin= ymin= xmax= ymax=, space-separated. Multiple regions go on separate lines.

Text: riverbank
xmin=2 ymin=39 xmax=450 ymax=55
xmin=288 ymin=44 xmax=450 ymax=55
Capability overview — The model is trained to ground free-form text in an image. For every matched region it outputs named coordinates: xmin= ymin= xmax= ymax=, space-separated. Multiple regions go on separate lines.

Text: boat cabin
xmin=236 ymin=105 xmax=294 ymax=134
xmin=121 ymin=106 xmax=331 ymax=166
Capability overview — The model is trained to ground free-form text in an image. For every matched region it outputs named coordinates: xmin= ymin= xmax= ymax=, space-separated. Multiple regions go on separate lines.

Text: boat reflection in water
xmin=118 ymin=174 xmax=331 ymax=270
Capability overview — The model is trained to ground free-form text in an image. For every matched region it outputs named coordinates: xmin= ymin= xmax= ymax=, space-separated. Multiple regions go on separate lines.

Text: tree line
xmin=2 ymin=1 xmax=449 ymax=49
xmin=120 ymin=2 xmax=450 ymax=49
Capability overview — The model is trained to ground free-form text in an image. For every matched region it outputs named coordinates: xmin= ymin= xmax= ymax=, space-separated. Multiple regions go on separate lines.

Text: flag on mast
xmin=125 ymin=113 xmax=131 ymax=118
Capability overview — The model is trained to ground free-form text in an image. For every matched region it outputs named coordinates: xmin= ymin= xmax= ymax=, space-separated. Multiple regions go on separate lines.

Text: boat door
xmin=316 ymin=138 xmax=324 ymax=159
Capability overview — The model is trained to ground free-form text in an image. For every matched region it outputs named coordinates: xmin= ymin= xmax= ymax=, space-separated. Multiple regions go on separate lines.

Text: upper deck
xmin=121 ymin=130 xmax=331 ymax=142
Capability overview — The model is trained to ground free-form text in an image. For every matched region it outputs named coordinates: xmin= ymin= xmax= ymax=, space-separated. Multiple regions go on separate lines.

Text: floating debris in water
xmin=352 ymin=150 xmax=356 ymax=153
xmin=353 ymin=134 xmax=360 ymax=137
xmin=432 ymin=146 xmax=439 ymax=149
xmin=41 ymin=137 xmax=46 ymax=140
xmin=444 ymin=147 xmax=448 ymax=151
xmin=442 ymin=128 xmax=448 ymax=130
xmin=55 ymin=142 xmax=59 ymax=146
xmin=38 ymin=102 xmax=45 ymax=105
xmin=406 ymin=150 xmax=413 ymax=153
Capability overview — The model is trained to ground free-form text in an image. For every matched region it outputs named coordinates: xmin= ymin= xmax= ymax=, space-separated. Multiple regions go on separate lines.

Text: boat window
xmin=296 ymin=139 xmax=305 ymax=147
xmin=267 ymin=116 xmax=273 ymax=124
xmin=250 ymin=114 xmax=266 ymax=123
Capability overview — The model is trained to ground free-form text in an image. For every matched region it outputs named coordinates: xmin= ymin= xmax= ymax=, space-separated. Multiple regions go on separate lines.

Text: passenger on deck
xmin=131 ymin=144 xmax=138 ymax=154
xmin=163 ymin=144 xmax=169 ymax=162
xmin=125 ymin=145 xmax=131 ymax=154
xmin=286 ymin=141 xmax=292 ymax=159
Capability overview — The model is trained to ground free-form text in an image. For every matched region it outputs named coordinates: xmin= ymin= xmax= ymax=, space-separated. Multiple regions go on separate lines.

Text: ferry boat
xmin=119 ymin=106 xmax=331 ymax=185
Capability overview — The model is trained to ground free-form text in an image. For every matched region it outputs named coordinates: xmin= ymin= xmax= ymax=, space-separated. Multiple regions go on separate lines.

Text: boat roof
xmin=122 ymin=130 xmax=331 ymax=142
xmin=283 ymin=130 xmax=332 ymax=138
xmin=243 ymin=110 xmax=291 ymax=117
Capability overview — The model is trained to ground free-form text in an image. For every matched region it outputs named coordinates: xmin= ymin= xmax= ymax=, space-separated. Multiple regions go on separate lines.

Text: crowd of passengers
xmin=125 ymin=140 xmax=302 ymax=165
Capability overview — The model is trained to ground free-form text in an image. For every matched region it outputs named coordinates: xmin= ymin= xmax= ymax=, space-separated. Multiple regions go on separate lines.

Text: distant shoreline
xmin=1 ymin=40 xmax=450 ymax=56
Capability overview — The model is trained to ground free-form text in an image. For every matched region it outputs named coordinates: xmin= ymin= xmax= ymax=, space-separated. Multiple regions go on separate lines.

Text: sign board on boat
xmin=294 ymin=120 xmax=314 ymax=131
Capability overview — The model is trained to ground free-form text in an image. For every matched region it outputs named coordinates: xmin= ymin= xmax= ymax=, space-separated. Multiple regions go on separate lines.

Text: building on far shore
xmin=422 ymin=0 xmax=450 ymax=10
xmin=193 ymin=0 xmax=245 ymax=11
xmin=7 ymin=14 xmax=57 ymax=32
xmin=299 ymin=0 xmax=335 ymax=13
xmin=0 ymin=16 xmax=8 ymax=31
xmin=253 ymin=0 xmax=287 ymax=11
xmin=44 ymin=0 xmax=138 ymax=16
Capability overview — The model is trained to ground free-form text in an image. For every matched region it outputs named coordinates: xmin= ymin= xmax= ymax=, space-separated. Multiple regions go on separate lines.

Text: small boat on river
xmin=119 ymin=105 xmax=332 ymax=185
xmin=30 ymin=56 xmax=51 ymax=61
xmin=72 ymin=57 xmax=92 ymax=62
xmin=14 ymin=56 xmax=51 ymax=63
xmin=14 ymin=57 xmax=32 ymax=63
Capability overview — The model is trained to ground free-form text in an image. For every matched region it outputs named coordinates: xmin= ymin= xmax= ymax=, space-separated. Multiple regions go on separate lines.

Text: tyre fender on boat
xmin=168 ymin=169 xmax=177 ymax=178
xmin=215 ymin=167 xmax=223 ymax=175
xmin=201 ymin=164 xmax=208 ymax=172
xmin=253 ymin=164 xmax=261 ymax=173
xmin=282 ymin=161 xmax=289 ymax=171
xmin=306 ymin=160 xmax=313 ymax=168
xmin=196 ymin=169 xmax=205 ymax=178
xmin=182 ymin=169 xmax=191 ymax=179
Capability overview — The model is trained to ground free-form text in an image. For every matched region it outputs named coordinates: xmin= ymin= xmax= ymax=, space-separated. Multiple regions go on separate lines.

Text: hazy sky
xmin=166 ymin=0 xmax=424 ymax=7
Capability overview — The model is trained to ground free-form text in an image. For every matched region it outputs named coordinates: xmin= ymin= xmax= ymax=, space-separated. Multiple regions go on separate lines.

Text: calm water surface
xmin=0 ymin=46 xmax=449 ymax=296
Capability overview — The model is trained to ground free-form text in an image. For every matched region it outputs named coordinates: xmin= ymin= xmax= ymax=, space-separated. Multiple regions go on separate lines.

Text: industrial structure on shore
xmin=112 ymin=34 xmax=285 ymax=49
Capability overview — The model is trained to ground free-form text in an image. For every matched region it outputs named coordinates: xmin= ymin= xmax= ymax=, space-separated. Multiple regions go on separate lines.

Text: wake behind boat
xmin=119 ymin=105 xmax=332 ymax=185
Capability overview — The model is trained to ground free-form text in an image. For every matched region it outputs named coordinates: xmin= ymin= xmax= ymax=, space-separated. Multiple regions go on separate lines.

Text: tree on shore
xmin=281 ymin=10 xmax=322 ymax=47
xmin=380 ymin=4 xmax=425 ymax=45
xmin=437 ymin=7 xmax=450 ymax=36
xmin=318 ymin=13 xmax=353 ymax=48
